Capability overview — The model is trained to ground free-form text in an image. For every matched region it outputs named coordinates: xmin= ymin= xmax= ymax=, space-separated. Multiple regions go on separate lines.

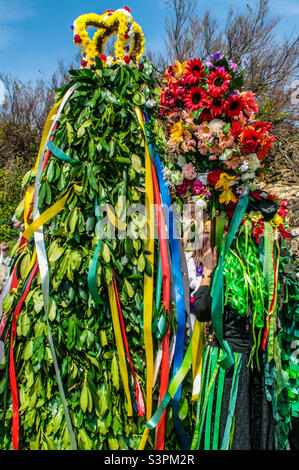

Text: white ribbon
xmin=32 ymin=85 xmax=78 ymax=450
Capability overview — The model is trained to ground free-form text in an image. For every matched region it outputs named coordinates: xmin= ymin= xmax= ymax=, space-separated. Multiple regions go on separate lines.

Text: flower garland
xmin=72 ymin=7 xmax=145 ymax=68
xmin=160 ymin=52 xmax=277 ymax=214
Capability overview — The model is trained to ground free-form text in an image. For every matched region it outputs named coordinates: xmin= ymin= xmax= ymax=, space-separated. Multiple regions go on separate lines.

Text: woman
xmin=192 ymin=222 xmax=275 ymax=450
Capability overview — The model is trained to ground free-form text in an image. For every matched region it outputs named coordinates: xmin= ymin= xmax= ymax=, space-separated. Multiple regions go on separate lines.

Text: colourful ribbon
xmin=112 ymin=271 xmax=145 ymax=416
xmin=134 ymin=107 xmax=155 ymax=450
xmin=211 ymin=192 xmax=249 ymax=369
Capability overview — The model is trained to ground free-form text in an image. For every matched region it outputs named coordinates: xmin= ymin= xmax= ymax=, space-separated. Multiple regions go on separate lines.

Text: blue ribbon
xmin=144 ymin=112 xmax=190 ymax=449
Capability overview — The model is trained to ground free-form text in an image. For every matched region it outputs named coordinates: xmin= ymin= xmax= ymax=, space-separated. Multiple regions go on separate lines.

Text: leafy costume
xmin=151 ymin=53 xmax=298 ymax=450
xmin=0 ymin=8 xmax=191 ymax=451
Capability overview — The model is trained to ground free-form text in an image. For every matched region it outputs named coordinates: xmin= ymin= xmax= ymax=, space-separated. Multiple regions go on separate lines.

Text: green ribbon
xmin=145 ymin=337 xmax=193 ymax=429
xmin=87 ymin=194 xmax=105 ymax=305
xmin=47 ymin=140 xmax=79 ymax=164
xmin=211 ymin=192 xmax=249 ymax=369
xmin=220 ymin=353 xmax=242 ymax=450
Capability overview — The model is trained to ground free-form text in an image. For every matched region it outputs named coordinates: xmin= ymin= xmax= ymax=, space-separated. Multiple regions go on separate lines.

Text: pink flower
xmin=182 ymin=163 xmax=197 ymax=180
xmin=194 ymin=122 xmax=213 ymax=142
xmin=197 ymin=140 xmax=209 ymax=155
xmin=181 ymin=139 xmax=197 ymax=153
xmin=193 ymin=180 xmax=206 ymax=195
xmin=218 ymin=131 xmax=234 ymax=149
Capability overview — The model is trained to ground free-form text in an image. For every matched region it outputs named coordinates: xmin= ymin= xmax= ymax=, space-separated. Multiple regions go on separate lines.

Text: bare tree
xmin=164 ymin=0 xmax=202 ymax=62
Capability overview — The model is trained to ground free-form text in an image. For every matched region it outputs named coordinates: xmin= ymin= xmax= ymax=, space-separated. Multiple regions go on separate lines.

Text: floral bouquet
xmin=160 ymin=52 xmax=277 ymax=217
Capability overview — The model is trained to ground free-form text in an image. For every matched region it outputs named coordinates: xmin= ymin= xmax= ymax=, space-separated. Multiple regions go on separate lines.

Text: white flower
xmin=192 ymin=196 xmax=207 ymax=210
xmin=245 ymin=153 xmax=261 ymax=172
xmin=171 ymin=170 xmax=184 ymax=185
xmin=106 ymin=56 xmax=114 ymax=67
xmin=239 ymin=160 xmax=249 ymax=172
xmin=209 ymin=119 xmax=226 ymax=134
xmin=177 ymin=155 xmax=186 ymax=168
xmin=196 ymin=172 xmax=208 ymax=185
xmin=163 ymin=166 xmax=172 ymax=181
xmin=145 ymin=99 xmax=157 ymax=108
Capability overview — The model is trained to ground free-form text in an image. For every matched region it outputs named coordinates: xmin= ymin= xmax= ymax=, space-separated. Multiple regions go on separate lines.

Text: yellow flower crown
xmin=73 ymin=7 xmax=145 ymax=68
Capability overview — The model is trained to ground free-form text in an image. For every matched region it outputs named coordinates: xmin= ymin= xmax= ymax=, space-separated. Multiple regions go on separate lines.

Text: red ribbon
xmin=9 ymin=262 xmax=39 ymax=450
xmin=150 ymin=159 xmax=171 ymax=450
xmin=112 ymin=271 xmax=145 ymax=416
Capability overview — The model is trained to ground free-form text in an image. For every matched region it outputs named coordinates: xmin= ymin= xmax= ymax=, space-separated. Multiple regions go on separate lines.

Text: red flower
xmin=279 ymin=224 xmax=291 ymax=239
xmin=183 ymin=86 xmax=207 ymax=111
xmin=241 ymin=128 xmax=260 ymax=153
xmin=253 ymin=120 xmax=272 ymax=136
xmin=253 ymin=220 xmax=264 ymax=243
xmin=206 ymin=95 xmax=225 ymax=117
xmin=99 ymin=54 xmax=107 ymax=61
xmin=207 ymin=68 xmax=231 ymax=97
xmin=278 ymin=199 xmax=288 ymax=218
xmin=184 ymin=58 xmax=205 ymax=84
xmin=199 ymin=108 xmax=213 ymax=121
xmin=138 ymin=63 xmax=143 ymax=71
xmin=225 ymin=95 xmax=245 ymax=119
xmin=256 ymin=135 xmax=276 ymax=161
xmin=207 ymin=169 xmax=222 ymax=186
xmin=124 ymin=55 xmax=131 ymax=64
xmin=81 ymin=60 xmax=88 ymax=68
xmin=124 ymin=6 xmax=131 ymax=12
xmin=230 ymin=121 xmax=244 ymax=139
xmin=74 ymin=34 xmax=82 ymax=44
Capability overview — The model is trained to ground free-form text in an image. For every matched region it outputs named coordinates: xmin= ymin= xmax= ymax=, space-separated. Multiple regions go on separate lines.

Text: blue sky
xmin=0 ymin=0 xmax=298 ymax=84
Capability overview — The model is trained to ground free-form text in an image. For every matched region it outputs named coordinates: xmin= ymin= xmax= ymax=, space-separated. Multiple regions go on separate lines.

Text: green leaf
xmin=46 ymin=159 xmax=56 ymax=183
xmin=124 ymin=279 xmax=134 ymax=298
xmin=133 ymin=92 xmax=146 ymax=106
xmin=77 ymin=120 xmax=92 ymax=137
xmin=66 ymin=121 xmax=75 ymax=145
xmin=2 ymin=293 xmax=14 ymax=314
xmin=222 ymin=123 xmax=231 ymax=134
xmin=137 ymin=253 xmax=145 ymax=273
xmin=48 ymin=240 xmax=64 ymax=263
xmin=87 ymin=164 xmax=98 ymax=191
xmin=23 ymin=340 xmax=33 ymax=360
xmin=80 ymin=384 xmax=89 ymax=413
xmin=102 ymin=243 xmax=111 ymax=263
xmin=131 ymin=154 xmax=143 ymax=173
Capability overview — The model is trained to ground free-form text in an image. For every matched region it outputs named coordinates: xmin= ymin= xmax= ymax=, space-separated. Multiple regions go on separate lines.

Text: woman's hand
xmin=201 ymin=229 xmax=218 ymax=286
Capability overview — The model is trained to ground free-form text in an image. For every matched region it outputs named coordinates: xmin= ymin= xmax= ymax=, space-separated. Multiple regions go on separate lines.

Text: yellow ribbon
xmin=107 ymin=282 xmax=133 ymax=416
xmin=135 ymin=106 xmax=155 ymax=450
xmin=23 ymin=185 xmax=35 ymax=230
xmin=22 ymin=190 xmax=71 ymax=240
xmin=34 ymin=101 xmax=62 ymax=172
xmin=24 ymin=249 xmax=37 ymax=280
xmin=20 ymin=100 xmax=63 ymax=230
xmin=191 ymin=319 xmax=205 ymax=401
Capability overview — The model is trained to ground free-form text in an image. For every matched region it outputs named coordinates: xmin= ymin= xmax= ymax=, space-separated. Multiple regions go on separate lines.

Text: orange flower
xmin=256 ymin=135 xmax=276 ymax=161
